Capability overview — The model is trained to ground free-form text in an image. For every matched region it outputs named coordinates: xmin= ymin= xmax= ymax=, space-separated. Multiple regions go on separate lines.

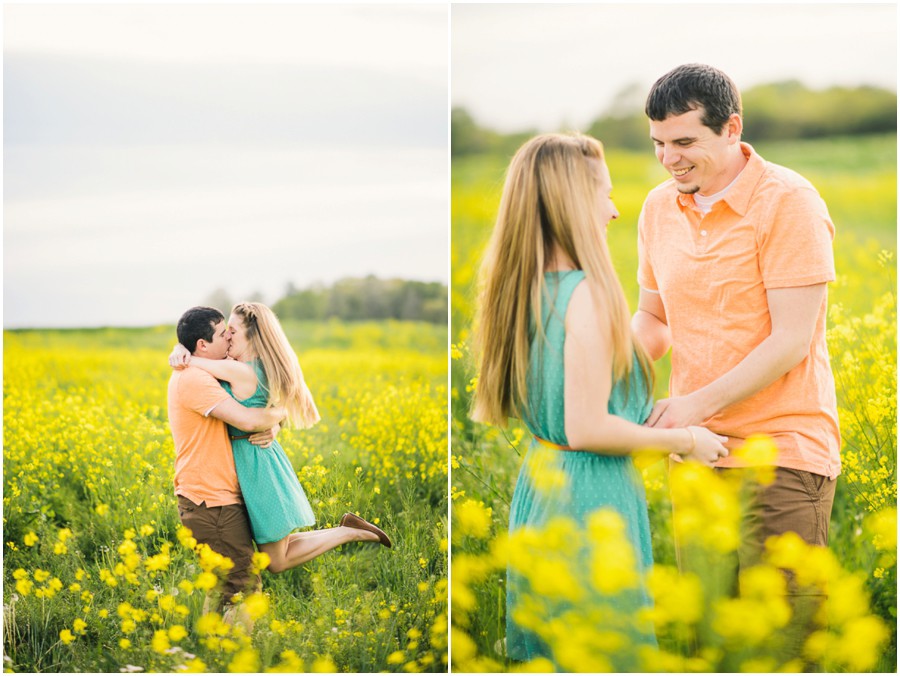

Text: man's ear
xmin=725 ymin=113 xmax=743 ymax=144
xmin=194 ymin=339 xmax=207 ymax=356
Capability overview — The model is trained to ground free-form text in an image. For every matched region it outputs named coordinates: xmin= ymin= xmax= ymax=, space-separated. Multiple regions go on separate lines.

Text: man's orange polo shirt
xmin=637 ymin=143 xmax=841 ymax=479
xmin=168 ymin=367 xmax=243 ymax=506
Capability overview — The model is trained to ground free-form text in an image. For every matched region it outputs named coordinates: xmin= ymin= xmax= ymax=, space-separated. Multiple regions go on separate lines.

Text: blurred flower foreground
xmin=452 ymin=438 xmax=896 ymax=673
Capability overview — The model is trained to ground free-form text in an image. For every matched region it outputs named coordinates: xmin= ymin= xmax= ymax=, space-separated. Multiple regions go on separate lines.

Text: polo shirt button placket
xmin=696 ymin=225 xmax=708 ymax=252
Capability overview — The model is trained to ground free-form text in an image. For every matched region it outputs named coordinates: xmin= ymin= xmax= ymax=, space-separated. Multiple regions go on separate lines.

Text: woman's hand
xmin=248 ymin=424 xmax=280 ymax=449
xmin=169 ymin=343 xmax=191 ymax=369
xmin=682 ymin=426 xmax=729 ymax=467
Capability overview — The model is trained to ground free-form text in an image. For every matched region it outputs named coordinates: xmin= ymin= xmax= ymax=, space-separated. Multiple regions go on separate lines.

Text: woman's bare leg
xmin=259 ymin=526 xmax=379 ymax=573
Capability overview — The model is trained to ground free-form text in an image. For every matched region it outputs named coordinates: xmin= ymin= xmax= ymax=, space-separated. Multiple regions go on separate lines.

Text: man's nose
xmin=662 ymin=145 xmax=680 ymax=167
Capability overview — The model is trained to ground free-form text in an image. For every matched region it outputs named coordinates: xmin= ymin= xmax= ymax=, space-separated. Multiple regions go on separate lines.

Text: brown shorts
xmin=177 ymin=495 xmax=259 ymax=607
xmin=733 ymin=466 xmax=837 ymax=570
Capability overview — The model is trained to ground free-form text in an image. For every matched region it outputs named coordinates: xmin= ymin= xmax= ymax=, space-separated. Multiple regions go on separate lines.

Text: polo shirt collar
xmin=675 ymin=142 xmax=765 ymax=217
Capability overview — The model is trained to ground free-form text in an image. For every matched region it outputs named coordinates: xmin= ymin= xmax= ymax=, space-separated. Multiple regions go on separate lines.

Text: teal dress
xmin=222 ymin=361 xmax=315 ymax=544
xmin=506 ymin=271 xmax=657 ymax=669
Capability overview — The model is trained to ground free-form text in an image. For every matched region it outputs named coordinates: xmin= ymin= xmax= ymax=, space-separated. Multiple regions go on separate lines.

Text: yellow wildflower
xmin=453 ymin=499 xmax=493 ymax=540
xmin=311 ymin=656 xmax=338 ymax=673
xmin=227 ymin=648 xmax=260 ymax=673
xmin=243 ymin=592 xmax=270 ymax=620
xmin=151 ymin=629 xmax=170 ymax=654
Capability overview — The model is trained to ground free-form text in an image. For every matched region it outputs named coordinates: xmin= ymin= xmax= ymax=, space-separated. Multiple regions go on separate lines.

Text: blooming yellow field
xmin=450 ymin=137 xmax=897 ymax=672
xmin=3 ymin=321 xmax=448 ymax=673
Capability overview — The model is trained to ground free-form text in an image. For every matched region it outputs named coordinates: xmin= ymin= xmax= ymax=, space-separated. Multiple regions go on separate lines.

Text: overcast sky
xmin=452 ymin=2 xmax=897 ymax=132
xmin=4 ymin=3 xmax=449 ymax=328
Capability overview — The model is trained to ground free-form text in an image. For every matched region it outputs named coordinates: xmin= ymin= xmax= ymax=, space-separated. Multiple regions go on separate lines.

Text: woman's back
xmin=523 ymin=271 xmax=652 ymax=444
xmin=505 ymin=269 xmax=658 ymax=668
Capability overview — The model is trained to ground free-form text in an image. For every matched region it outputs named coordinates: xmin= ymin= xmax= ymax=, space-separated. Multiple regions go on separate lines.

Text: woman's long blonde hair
xmin=231 ymin=302 xmax=320 ymax=429
xmin=471 ymin=133 xmax=653 ymax=426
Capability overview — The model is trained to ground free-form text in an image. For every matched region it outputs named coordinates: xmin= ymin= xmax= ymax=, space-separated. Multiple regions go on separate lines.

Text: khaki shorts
xmin=177 ymin=495 xmax=260 ymax=607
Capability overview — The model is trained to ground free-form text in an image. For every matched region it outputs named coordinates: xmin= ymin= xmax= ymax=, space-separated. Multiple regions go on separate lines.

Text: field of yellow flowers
xmin=3 ymin=320 xmax=448 ymax=673
xmin=451 ymin=134 xmax=897 ymax=672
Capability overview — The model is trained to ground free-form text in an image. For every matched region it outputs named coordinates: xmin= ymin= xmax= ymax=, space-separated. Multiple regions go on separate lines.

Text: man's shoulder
xmin=758 ymin=158 xmax=818 ymax=195
xmin=171 ymin=367 xmax=223 ymax=394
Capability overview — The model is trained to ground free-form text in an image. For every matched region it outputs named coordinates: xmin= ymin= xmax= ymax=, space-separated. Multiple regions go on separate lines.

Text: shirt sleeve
xmin=759 ymin=187 xmax=836 ymax=289
xmin=636 ymin=204 xmax=658 ymax=291
xmin=178 ymin=368 xmax=231 ymax=417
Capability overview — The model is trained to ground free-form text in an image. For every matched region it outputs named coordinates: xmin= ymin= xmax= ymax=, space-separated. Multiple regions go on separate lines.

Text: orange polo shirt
xmin=637 ymin=143 xmax=841 ymax=479
xmin=168 ymin=367 xmax=243 ymax=506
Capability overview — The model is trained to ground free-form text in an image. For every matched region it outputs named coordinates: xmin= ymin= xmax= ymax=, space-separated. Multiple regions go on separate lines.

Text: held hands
xmin=682 ymin=426 xmax=729 ymax=467
xmin=168 ymin=343 xmax=191 ymax=369
xmin=248 ymin=423 xmax=280 ymax=449
xmin=646 ymin=393 xmax=711 ymax=429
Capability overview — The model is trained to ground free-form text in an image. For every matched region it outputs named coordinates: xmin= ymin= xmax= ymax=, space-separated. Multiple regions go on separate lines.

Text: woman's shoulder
xmin=250 ymin=359 xmax=268 ymax=384
xmin=564 ymin=277 xmax=615 ymax=340
xmin=565 ymin=278 xmax=595 ymax=321
xmin=544 ymin=270 xmax=587 ymax=313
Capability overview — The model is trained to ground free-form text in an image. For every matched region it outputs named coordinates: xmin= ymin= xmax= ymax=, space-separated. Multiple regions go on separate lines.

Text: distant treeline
xmin=269 ymin=276 xmax=447 ymax=324
xmin=453 ymin=80 xmax=897 ymax=156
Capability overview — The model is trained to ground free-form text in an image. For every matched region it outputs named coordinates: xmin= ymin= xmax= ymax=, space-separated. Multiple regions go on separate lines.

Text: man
xmin=167 ymin=306 xmax=283 ymax=615
xmin=632 ymin=64 xmax=840 ymax=657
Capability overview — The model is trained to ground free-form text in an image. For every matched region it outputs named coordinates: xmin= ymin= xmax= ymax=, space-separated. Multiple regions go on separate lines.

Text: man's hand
xmin=646 ymin=393 xmax=712 ymax=429
xmin=169 ymin=343 xmax=191 ymax=369
xmin=248 ymin=423 xmax=281 ymax=449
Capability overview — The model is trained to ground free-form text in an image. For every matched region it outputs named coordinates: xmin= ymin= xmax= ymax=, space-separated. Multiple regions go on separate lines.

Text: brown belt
xmin=230 ymin=433 xmax=252 ymax=441
xmin=534 ymin=435 xmax=573 ymax=451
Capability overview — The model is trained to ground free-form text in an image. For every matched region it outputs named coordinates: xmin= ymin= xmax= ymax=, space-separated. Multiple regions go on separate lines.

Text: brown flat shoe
xmin=340 ymin=512 xmax=392 ymax=548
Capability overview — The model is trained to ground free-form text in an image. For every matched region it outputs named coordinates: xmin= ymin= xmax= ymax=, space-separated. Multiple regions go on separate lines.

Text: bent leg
xmin=259 ymin=526 xmax=379 ymax=573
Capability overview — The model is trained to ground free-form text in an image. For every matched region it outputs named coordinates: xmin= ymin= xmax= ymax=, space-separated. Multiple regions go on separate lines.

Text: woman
xmin=170 ymin=302 xmax=391 ymax=573
xmin=470 ymin=133 xmax=728 ymax=668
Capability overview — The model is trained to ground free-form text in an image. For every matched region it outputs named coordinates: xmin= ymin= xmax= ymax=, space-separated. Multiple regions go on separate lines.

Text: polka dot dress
xmin=223 ymin=362 xmax=315 ymax=544
xmin=506 ymin=271 xmax=657 ymax=668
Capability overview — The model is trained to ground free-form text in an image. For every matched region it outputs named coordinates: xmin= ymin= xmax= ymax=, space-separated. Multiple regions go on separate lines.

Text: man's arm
xmin=209 ymin=398 xmax=285 ymax=433
xmin=632 ymin=288 xmax=671 ymax=361
xmin=647 ymin=283 xmax=827 ymax=428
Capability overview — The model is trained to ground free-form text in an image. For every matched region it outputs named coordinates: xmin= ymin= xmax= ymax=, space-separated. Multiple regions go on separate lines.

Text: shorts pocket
xmin=795 ymin=469 xmax=828 ymax=501
xmin=177 ymin=496 xmax=200 ymax=519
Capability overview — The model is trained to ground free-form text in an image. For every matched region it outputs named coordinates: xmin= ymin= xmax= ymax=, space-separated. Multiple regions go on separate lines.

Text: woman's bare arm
xmin=564 ymin=282 xmax=727 ymax=464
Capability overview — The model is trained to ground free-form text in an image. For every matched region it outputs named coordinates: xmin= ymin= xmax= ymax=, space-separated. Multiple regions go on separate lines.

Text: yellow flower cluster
xmin=827 ymin=266 xmax=896 ymax=514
